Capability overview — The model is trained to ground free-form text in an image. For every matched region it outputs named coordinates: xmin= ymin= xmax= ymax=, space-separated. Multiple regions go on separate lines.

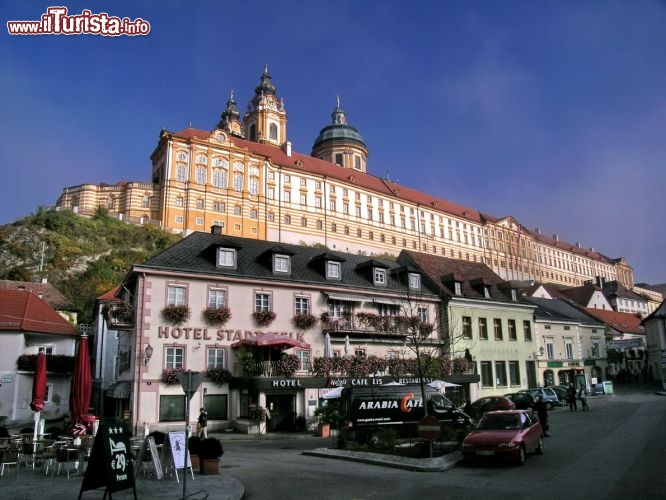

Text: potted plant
xmin=292 ymin=312 xmax=317 ymax=330
xmin=161 ymin=367 xmax=184 ymax=385
xmin=277 ymin=353 xmax=300 ymax=376
xmin=202 ymin=306 xmax=231 ymax=326
xmin=319 ymin=311 xmax=330 ymax=324
xmin=198 ymin=437 xmax=223 ymax=475
xmin=102 ymin=301 xmax=134 ymax=329
xmin=205 ymin=367 xmax=232 ymax=385
xmin=161 ymin=304 xmax=191 ymax=325
xmin=188 ymin=435 xmax=202 ymax=470
xmin=252 ymin=310 xmax=276 ymax=327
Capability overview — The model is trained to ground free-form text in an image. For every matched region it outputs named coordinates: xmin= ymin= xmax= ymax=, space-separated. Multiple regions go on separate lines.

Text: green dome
xmin=313 ymin=124 xmax=367 ymax=149
xmin=312 ymin=98 xmax=367 ymax=151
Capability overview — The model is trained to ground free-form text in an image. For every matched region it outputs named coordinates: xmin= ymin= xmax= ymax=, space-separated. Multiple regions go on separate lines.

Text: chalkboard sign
xmin=78 ymin=418 xmax=136 ymax=499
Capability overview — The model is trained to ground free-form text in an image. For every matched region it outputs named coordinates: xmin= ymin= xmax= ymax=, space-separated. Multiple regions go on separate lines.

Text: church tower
xmin=217 ymin=90 xmax=244 ymax=138
xmin=243 ymin=65 xmax=287 ymax=146
xmin=311 ymin=97 xmax=368 ymax=173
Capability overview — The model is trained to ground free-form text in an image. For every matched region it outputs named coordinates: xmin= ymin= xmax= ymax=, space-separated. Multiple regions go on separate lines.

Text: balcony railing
xmin=233 ymin=360 xmax=313 ymax=378
xmin=321 ymin=318 xmax=405 ymax=335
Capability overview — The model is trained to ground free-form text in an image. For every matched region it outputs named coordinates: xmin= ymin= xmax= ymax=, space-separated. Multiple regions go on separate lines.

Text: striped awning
xmin=109 ymin=381 xmax=131 ymax=399
xmin=326 ymin=293 xmax=371 ymax=302
xmin=372 ymin=297 xmax=404 ymax=305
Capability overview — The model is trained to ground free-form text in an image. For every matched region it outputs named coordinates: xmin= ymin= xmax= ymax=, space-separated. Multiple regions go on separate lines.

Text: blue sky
xmin=2 ymin=1 xmax=665 ymax=284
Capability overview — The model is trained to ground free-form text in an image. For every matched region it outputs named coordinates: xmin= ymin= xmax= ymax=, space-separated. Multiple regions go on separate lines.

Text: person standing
xmin=198 ymin=407 xmax=208 ymax=438
xmin=567 ymin=384 xmax=578 ymax=411
xmin=578 ymin=385 xmax=589 ymax=411
xmin=533 ymin=396 xmax=549 ymax=437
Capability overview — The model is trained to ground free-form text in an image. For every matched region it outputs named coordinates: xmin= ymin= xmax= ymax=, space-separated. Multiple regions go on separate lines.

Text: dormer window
xmin=217 ymin=248 xmax=237 ymax=268
xmin=408 ymin=273 xmax=421 ymax=291
xmin=484 ymin=286 xmax=491 ymax=298
xmin=454 ymin=282 xmax=462 ymax=295
xmin=327 ymin=261 xmax=341 ymax=280
xmin=374 ymin=268 xmax=387 ymax=286
xmin=273 ymin=254 xmax=290 ymax=274
xmin=511 ymin=289 xmax=517 ymax=301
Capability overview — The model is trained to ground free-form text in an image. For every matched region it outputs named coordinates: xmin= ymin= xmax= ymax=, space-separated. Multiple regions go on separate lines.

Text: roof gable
xmin=0 ymin=290 xmax=79 ymax=336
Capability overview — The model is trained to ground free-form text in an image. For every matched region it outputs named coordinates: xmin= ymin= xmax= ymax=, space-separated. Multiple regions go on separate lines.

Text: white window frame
xmin=408 ymin=273 xmax=421 ymax=290
xmin=274 ymin=254 xmax=290 ymax=274
xmin=295 ymin=297 xmax=310 ymax=315
xmin=217 ymin=248 xmax=237 ymax=268
xmin=165 ymin=347 xmax=184 ymax=369
xmin=373 ymin=268 xmax=387 ymax=286
xmin=208 ymin=289 xmax=227 ymax=309
xmin=207 ymin=348 xmax=226 ymax=369
xmin=255 ymin=293 xmax=272 ymax=312
xmin=326 ymin=261 xmax=341 ymax=280
xmin=167 ymin=285 xmax=186 ymax=306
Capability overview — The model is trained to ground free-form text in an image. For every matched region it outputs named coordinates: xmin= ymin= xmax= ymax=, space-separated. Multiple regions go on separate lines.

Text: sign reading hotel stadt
xmin=157 ymin=326 xmax=305 ymax=343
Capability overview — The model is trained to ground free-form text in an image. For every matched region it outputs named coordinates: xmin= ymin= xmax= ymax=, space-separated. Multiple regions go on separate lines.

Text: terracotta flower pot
xmin=200 ymin=458 xmax=220 ymax=475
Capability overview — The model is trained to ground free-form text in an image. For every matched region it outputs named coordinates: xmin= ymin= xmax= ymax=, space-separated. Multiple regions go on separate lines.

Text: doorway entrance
xmin=265 ymin=394 xmax=296 ymax=432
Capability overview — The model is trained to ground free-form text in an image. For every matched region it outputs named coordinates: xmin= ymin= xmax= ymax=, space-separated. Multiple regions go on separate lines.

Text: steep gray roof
xmin=524 ymin=297 xmax=604 ymax=326
xmin=134 ymin=232 xmax=438 ymax=298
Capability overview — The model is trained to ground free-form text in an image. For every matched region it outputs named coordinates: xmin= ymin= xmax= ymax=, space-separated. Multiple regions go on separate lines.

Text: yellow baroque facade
xmin=55 ymin=67 xmax=633 ymax=288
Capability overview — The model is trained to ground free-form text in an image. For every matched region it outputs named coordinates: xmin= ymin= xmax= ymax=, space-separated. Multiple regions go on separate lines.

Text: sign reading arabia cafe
xmin=157 ymin=326 xmax=306 ymax=343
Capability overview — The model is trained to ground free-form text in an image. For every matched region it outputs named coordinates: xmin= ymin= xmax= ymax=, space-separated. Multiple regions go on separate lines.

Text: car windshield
xmin=477 ymin=414 xmax=520 ymax=430
xmin=431 ymin=394 xmax=454 ymax=409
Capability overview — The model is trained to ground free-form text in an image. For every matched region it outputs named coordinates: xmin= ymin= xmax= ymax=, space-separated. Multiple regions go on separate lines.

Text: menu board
xmin=78 ymin=418 xmax=136 ymax=499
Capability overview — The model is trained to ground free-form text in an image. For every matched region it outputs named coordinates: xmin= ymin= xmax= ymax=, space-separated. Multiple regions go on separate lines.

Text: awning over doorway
xmin=109 ymin=381 xmax=131 ymax=399
xmin=231 ymin=332 xmax=310 ymax=349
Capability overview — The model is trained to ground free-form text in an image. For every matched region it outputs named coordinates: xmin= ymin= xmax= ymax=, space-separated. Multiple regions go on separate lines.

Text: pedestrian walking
xmin=198 ymin=407 xmax=208 ymax=438
xmin=567 ymin=384 xmax=578 ymax=411
xmin=533 ymin=396 xmax=549 ymax=437
xmin=578 ymin=386 xmax=589 ymax=411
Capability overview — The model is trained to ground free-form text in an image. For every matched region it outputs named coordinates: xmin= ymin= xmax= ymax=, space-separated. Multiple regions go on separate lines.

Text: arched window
xmin=107 ymin=196 xmax=115 ymax=209
xmin=269 ymin=123 xmax=278 ymax=140
xmin=233 ymin=174 xmax=243 ymax=192
xmin=176 ymin=164 xmax=187 ymax=182
xmin=249 ymin=177 xmax=259 ymax=195
xmin=142 ymin=194 xmax=150 ymax=208
xmin=250 ymin=208 xmax=258 ymax=219
xmin=213 ymin=168 xmax=227 ymax=188
xmin=196 ymin=167 xmax=206 ymax=185
xmin=249 ymin=124 xmax=257 ymax=141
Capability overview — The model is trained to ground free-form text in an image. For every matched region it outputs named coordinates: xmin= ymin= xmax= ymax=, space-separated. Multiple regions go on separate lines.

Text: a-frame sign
xmin=78 ymin=418 xmax=137 ymax=500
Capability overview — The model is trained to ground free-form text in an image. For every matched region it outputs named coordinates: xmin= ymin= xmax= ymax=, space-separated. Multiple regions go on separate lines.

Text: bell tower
xmin=217 ymin=90 xmax=244 ymax=138
xmin=243 ymin=65 xmax=287 ymax=146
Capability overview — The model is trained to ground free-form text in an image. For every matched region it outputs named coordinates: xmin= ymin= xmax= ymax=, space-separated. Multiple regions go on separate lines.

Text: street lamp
xmin=538 ymin=346 xmax=545 ymax=357
xmin=143 ymin=344 xmax=154 ymax=365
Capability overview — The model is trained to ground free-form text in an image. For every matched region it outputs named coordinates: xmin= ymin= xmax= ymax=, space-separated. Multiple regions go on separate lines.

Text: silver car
xmin=520 ymin=388 xmax=561 ymax=410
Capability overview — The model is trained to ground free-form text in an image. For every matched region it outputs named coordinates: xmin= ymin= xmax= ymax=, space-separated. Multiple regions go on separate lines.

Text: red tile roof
xmin=172 ymin=128 xmax=489 ymax=225
xmin=583 ymin=308 xmax=644 ymax=335
xmin=0 ymin=280 xmax=75 ymax=310
xmin=0 ymin=290 xmax=79 ymax=336
xmin=97 ymin=286 xmax=121 ymax=301
xmin=167 ymin=127 xmax=617 ymax=265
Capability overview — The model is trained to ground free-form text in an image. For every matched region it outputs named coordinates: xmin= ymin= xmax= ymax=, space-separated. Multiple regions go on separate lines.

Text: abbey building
xmin=55 ymin=67 xmax=634 ymax=288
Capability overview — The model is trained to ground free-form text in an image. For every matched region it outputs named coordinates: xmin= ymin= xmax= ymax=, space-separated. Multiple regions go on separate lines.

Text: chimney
xmin=553 ymin=234 xmax=559 ymax=242
xmin=576 ymin=242 xmax=581 ymax=248
xmin=210 ymin=224 xmax=224 ymax=235
xmin=283 ymin=141 xmax=292 ymax=157
xmin=535 ymin=227 xmax=541 ymax=234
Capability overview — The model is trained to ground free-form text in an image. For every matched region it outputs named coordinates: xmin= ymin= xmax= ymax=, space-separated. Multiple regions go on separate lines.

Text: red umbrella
xmin=30 ymin=351 xmax=47 ymax=412
xmin=69 ymin=334 xmax=92 ymax=431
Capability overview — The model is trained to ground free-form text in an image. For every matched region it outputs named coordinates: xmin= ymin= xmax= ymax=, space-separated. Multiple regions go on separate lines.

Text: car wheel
xmin=536 ymin=436 xmax=544 ymax=455
xmin=516 ymin=444 xmax=527 ymax=465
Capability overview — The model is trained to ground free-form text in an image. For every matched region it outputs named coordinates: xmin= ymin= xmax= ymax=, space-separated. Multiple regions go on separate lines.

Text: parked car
xmin=504 ymin=392 xmax=535 ymax=410
xmin=520 ymin=388 xmax=561 ymax=410
xmin=461 ymin=410 xmax=544 ymax=465
xmin=550 ymin=385 xmax=569 ymax=403
xmin=466 ymin=396 xmax=515 ymax=420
